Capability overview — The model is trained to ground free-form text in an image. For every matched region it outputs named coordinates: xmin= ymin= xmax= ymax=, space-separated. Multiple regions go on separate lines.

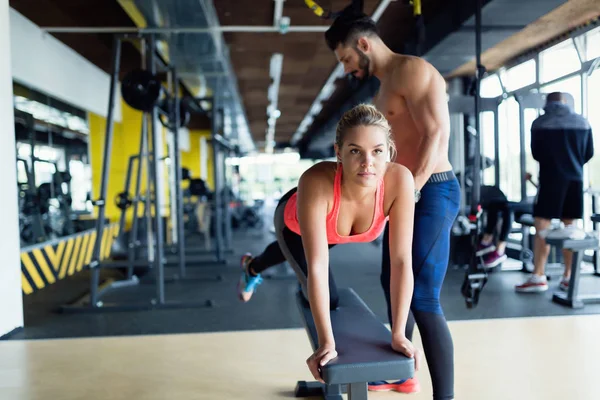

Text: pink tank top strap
xmin=328 ymin=165 xmax=343 ymax=223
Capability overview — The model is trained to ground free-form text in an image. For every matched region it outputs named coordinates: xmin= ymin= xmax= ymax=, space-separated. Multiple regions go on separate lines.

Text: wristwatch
xmin=414 ymin=189 xmax=421 ymax=203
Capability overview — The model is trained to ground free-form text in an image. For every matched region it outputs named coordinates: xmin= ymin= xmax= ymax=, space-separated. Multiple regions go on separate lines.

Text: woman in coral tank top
xmin=238 ymin=104 xmax=418 ymax=381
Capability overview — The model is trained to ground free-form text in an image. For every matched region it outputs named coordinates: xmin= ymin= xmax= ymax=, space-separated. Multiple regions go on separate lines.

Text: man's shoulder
xmin=532 ymin=111 xmax=591 ymax=132
xmin=390 ymin=55 xmax=442 ymax=89
xmin=392 ymin=55 xmax=436 ymax=76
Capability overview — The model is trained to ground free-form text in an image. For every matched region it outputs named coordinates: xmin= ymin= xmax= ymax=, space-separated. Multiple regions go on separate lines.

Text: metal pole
xmin=171 ymin=67 xmax=187 ymax=278
xmin=117 ymin=155 xmax=136 ymax=240
xmin=90 ymin=36 xmax=121 ymax=306
xmin=166 ymin=72 xmax=178 ymax=250
xmin=127 ymin=117 xmax=147 ymax=280
xmin=493 ymin=106 xmax=500 ymax=188
xmin=518 ymin=101 xmax=527 ymax=201
xmin=147 ymin=35 xmax=166 ymax=304
xmin=471 ymin=0 xmax=482 ymax=214
xmin=220 ymin=108 xmax=232 ymax=250
xmin=40 ymin=26 xmax=331 ymax=34
xmin=211 ymin=86 xmax=224 ymax=262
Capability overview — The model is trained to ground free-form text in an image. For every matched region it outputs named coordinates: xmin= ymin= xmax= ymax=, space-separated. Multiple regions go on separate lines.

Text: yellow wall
xmin=181 ymin=129 xmax=214 ymax=190
xmin=89 ymin=101 xmax=172 ymax=229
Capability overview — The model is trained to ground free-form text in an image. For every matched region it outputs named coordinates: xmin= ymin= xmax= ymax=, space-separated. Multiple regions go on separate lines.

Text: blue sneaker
xmin=238 ymin=253 xmax=263 ymax=302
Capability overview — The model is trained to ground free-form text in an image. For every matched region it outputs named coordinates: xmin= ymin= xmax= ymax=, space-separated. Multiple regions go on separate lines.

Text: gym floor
xmin=4 ymin=227 xmax=600 ymax=399
xmin=9 ymin=228 xmax=600 ymax=340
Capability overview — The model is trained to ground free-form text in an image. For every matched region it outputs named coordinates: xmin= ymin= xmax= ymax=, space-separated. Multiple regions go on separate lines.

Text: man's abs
xmin=392 ymin=124 xmax=452 ymax=174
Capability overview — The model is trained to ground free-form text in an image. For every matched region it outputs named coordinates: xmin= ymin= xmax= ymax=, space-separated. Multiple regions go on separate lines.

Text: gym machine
xmin=460 ymin=0 xmax=487 ymax=308
xmin=62 ymin=34 xmax=214 ymax=312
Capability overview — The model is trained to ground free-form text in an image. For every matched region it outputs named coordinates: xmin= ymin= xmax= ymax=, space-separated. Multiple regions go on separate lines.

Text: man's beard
xmin=355 ymin=47 xmax=371 ymax=81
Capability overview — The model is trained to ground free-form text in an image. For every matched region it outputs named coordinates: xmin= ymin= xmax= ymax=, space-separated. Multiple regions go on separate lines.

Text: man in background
xmin=516 ymin=92 xmax=594 ymax=293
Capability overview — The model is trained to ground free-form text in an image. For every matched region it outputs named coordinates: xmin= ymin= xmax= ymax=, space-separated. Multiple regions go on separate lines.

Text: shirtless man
xmin=325 ymin=11 xmax=460 ymax=400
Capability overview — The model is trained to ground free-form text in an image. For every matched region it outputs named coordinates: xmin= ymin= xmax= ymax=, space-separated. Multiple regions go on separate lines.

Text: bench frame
xmin=547 ymin=236 xmax=600 ymax=309
xmin=294 ymin=288 xmax=413 ymax=400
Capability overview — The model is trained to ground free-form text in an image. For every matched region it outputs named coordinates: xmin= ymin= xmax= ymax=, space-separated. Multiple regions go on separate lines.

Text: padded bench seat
xmin=295 ymin=288 xmax=414 ymax=399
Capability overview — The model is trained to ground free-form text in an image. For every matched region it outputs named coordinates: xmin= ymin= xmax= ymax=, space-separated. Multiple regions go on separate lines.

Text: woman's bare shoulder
xmin=384 ymin=163 xmax=414 ymax=186
xmin=383 ymin=163 xmax=415 ymax=213
xmin=299 ymin=161 xmax=337 ymax=188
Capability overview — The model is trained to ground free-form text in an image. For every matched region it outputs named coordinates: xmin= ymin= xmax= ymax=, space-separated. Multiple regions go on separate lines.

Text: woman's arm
xmin=296 ymin=166 xmax=337 ymax=381
xmin=387 ymin=166 xmax=416 ymax=354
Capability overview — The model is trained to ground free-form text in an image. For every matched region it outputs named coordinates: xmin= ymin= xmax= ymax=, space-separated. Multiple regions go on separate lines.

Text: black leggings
xmin=381 ymin=177 xmax=460 ymax=400
xmin=249 ymin=188 xmax=340 ymax=309
xmin=484 ymin=201 xmax=513 ymax=242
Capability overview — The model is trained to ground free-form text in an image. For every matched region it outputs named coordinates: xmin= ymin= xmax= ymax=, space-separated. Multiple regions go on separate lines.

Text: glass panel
xmin=480 ymin=74 xmax=503 ymax=98
xmin=499 ymin=59 xmax=536 ymax=92
xmin=540 ymin=74 xmax=582 ymax=114
xmin=587 ymin=71 xmax=600 ymax=191
xmin=498 ymin=97 xmax=522 ymax=201
xmin=480 ymin=111 xmax=496 ymax=185
xmin=523 ymin=108 xmax=541 ymax=198
xmin=575 ymin=26 xmax=600 ymax=62
xmin=540 ymin=39 xmax=581 ymax=83
xmin=69 ymin=159 xmax=93 ymax=212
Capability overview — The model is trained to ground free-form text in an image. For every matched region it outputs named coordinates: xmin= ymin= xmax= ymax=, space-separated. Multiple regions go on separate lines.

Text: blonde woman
xmin=238 ymin=104 xmax=420 ymax=384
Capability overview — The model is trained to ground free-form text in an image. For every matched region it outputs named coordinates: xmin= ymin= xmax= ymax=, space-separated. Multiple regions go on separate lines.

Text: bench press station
xmin=294 ymin=288 xmax=414 ymax=400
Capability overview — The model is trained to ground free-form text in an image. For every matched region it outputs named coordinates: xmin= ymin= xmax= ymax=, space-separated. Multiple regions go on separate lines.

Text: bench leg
xmin=294 ymin=381 xmax=345 ymax=399
xmin=552 ymin=250 xmax=585 ymax=309
xmin=348 ymin=382 xmax=368 ymax=400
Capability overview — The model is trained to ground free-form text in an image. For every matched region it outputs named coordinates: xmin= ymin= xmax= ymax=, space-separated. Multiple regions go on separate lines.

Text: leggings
xmin=381 ymin=175 xmax=460 ymax=400
xmin=484 ymin=201 xmax=513 ymax=242
xmin=250 ymin=188 xmax=340 ymax=309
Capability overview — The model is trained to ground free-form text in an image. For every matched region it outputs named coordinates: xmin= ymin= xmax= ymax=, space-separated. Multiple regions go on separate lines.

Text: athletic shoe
xmin=540 ymin=224 xmax=587 ymax=240
xmin=237 ymin=253 xmax=263 ymax=302
xmin=476 ymin=242 xmax=496 ymax=257
xmin=559 ymin=277 xmax=570 ymax=292
xmin=483 ymin=250 xmax=507 ymax=268
xmin=368 ymin=378 xmax=420 ymax=393
xmin=515 ymin=274 xmax=548 ymax=293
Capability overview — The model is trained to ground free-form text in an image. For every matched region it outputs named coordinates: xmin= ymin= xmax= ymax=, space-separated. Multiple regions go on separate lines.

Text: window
xmin=574 ymin=26 xmax=600 ymax=62
xmin=480 ymin=111 xmax=496 ymax=185
xmin=523 ymin=107 xmax=541 ymax=198
xmin=69 ymin=160 xmax=93 ymax=212
xmin=16 ymin=142 xmax=65 ymax=186
xmin=586 ymin=70 xmax=600 ymax=192
xmin=540 ymin=39 xmax=581 ymax=83
xmin=541 ymin=75 xmax=582 ymax=114
xmin=499 ymin=59 xmax=537 ymax=92
xmin=498 ymin=97 xmax=522 ymax=201
xmin=480 ymin=74 xmax=503 ymax=98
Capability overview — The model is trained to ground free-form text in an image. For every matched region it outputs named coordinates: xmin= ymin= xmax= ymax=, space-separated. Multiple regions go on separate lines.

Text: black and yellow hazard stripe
xmin=20 ymin=223 xmax=120 ymax=295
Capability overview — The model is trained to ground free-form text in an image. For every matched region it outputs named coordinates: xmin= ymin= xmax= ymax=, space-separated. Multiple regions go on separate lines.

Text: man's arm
xmin=585 ymin=128 xmax=594 ymax=164
xmin=530 ymin=125 xmax=541 ymax=162
xmin=396 ymin=60 xmax=450 ymax=189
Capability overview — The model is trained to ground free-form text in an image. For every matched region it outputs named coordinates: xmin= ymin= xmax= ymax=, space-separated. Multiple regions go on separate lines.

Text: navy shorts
xmin=533 ymin=179 xmax=583 ymax=220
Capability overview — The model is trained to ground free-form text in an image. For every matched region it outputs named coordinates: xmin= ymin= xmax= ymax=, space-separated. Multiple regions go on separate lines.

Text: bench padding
xmin=296 ymin=288 xmax=414 ymax=385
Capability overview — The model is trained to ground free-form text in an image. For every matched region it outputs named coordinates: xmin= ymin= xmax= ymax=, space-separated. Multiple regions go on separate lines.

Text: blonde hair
xmin=335 ymin=104 xmax=397 ymax=161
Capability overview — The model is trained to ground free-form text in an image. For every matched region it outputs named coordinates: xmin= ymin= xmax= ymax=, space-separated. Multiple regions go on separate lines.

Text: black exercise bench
xmin=547 ymin=233 xmax=600 ymax=309
xmin=295 ymin=288 xmax=414 ymax=399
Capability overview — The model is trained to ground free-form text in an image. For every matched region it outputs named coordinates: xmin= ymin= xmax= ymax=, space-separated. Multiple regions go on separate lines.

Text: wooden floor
xmin=1 ymin=315 xmax=599 ymax=400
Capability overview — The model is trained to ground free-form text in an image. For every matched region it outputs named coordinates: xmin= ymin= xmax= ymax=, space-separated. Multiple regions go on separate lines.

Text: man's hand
xmin=392 ymin=335 xmax=421 ymax=371
xmin=306 ymin=343 xmax=338 ymax=383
